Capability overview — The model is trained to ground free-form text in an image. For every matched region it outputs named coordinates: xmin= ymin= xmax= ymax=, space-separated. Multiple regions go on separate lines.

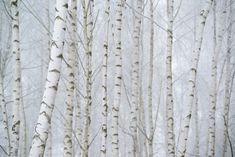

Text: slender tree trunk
xmin=42 ymin=1 xmax=52 ymax=156
xmin=63 ymin=0 xmax=77 ymax=156
xmin=177 ymin=1 xmax=213 ymax=156
xmin=194 ymin=93 xmax=199 ymax=157
xmin=222 ymin=1 xmax=233 ymax=156
xmin=75 ymin=55 xmax=82 ymax=156
xmin=207 ymin=1 xmax=227 ymax=156
xmin=20 ymin=86 xmax=27 ymax=157
xmin=81 ymin=0 xmax=93 ymax=156
xmin=111 ymin=0 xmax=124 ymax=156
xmin=100 ymin=0 xmax=110 ymax=157
xmin=139 ymin=13 xmax=147 ymax=157
xmin=10 ymin=0 xmax=21 ymax=156
xmin=29 ymin=0 xmax=68 ymax=156
xmin=147 ymin=0 xmax=154 ymax=156
xmin=130 ymin=0 xmax=142 ymax=157
xmin=166 ymin=0 xmax=175 ymax=156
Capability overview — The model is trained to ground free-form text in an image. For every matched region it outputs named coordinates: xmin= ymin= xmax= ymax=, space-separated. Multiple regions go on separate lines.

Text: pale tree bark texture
xmin=165 ymin=0 xmax=175 ymax=156
xmin=111 ymin=0 xmax=124 ymax=156
xmin=177 ymin=0 xmax=214 ymax=157
xmin=10 ymin=0 xmax=21 ymax=156
xmin=130 ymin=0 xmax=142 ymax=156
xmin=207 ymin=1 xmax=227 ymax=156
xmin=81 ymin=0 xmax=93 ymax=157
xmin=222 ymin=1 xmax=233 ymax=156
xmin=63 ymin=0 xmax=77 ymax=156
xmin=29 ymin=0 xmax=68 ymax=156
xmin=100 ymin=0 xmax=110 ymax=157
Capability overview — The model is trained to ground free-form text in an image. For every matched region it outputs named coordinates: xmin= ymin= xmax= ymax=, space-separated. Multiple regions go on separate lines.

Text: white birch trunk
xmin=63 ymin=0 xmax=77 ymax=156
xmin=20 ymin=86 xmax=27 ymax=157
xmin=81 ymin=0 xmax=93 ymax=156
xmin=139 ymin=14 xmax=147 ymax=157
xmin=222 ymin=1 xmax=233 ymax=156
xmin=194 ymin=93 xmax=199 ymax=157
xmin=177 ymin=1 xmax=213 ymax=156
xmin=29 ymin=0 xmax=68 ymax=156
xmin=75 ymin=56 xmax=82 ymax=155
xmin=130 ymin=0 xmax=142 ymax=156
xmin=111 ymin=0 xmax=124 ymax=156
xmin=207 ymin=1 xmax=227 ymax=156
xmin=100 ymin=0 xmax=110 ymax=157
xmin=10 ymin=0 xmax=21 ymax=156
xmin=147 ymin=0 xmax=154 ymax=156
xmin=42 ymin=1 xmax=52 ymax=156
xmin=166 ymin=0 xmax=175 ymax=156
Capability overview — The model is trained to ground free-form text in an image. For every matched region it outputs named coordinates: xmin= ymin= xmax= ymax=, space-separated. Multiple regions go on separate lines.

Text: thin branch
xmin=1 ymin=0 xmax=13 ymax=20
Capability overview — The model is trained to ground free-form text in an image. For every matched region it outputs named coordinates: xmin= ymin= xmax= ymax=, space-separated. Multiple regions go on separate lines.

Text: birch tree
xmin=63 ymin=0 xmax=77 ymax=156
xmin=194 ymin=92 xmax=199 ymax=157
xmin=10 ymin=0 xmax=21 ymax=156
xmin=129 ymin=0 xmax=142 ymax=156
xmin=177 ymin=0 xmax=213 ymax=156
xmin=139 ymin=6 xmax=147 ymax=156
xmin=222 ymin=1 xmax=233 ymax=156
xmin=81 ymin=0 xmax=93 ymax=156
xmin=165 ymin=0 xmax=175 ymax=156
xmin=42 ymin=0 xmax=52 ymax=156
xmin=111 ymin=0 xmax=124 ymax=156
xmin=29 ymin=0 xmax=68 ymax=156
xmin=147 ymin=0 xmax=154 ymax=156
xmin=207 ymin=0 xmax=227 ymax=156
xmin=100 ymin=0 xmax=110 ymax=156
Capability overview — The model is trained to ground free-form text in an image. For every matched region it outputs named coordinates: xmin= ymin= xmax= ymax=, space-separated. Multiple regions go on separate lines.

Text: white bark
xmin=207 ymin=1 xmax=227 ymax=156
xmin=147 ymin=0 xmax=154 ymax=156
xmin=130 ymin=0 xmax=142 ymax=156
xmin=10 ymin=0 xmax=21 ymax=156
xmin=75 ymin=56 xmax=82 ymax=155
xmin=139 ymin=13 xmax=147 ymax=157
xmin=63 ymin=0 xmax=77 ymax=156
xmin=222 ymin=1 xmax=233 ymax=156
xmin=177 ymin=1 xmax=213 ymax=156
xmin=111 ymin=0 xmax=124 ymax=156
xmin=20 ymin=87 xmax=27 ymax=157
xmin=194 ymin=93 xmax=199 ymax=157
xmin=81 ymin=0 xmax=93 ymax=156
xmin=166 ymin=0 xmax=175 ymax=156
xmin=42 ymin=1 xmax=52 ymax=156
xmin=100 ymin=0 xmax=110 ymax=157
xmin=29 ymin=0 xmax=68 ymax=156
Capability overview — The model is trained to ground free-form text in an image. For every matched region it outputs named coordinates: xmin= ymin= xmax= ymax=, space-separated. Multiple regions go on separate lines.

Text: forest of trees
xmin=0 ymin=0 xmax=234 ymax=157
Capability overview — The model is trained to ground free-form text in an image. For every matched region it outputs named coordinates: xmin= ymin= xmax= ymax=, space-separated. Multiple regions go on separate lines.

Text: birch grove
xmin=177 ymin=1 xmax=214 ymax=156
xmin=0 ymin=0 xmax=235 ymax=157
xmin=207 ymin=0 xmax=227 ymax=156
